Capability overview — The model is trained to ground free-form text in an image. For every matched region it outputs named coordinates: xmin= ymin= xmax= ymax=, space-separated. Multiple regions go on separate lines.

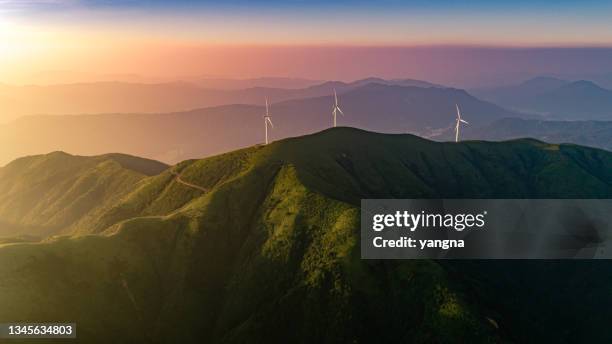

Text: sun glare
xmin=0 ymin=19 xmax=32 ymax=64
xmin=0 ymin=18 xmax=63 ymax=81
xmin=0 ymin=19 xmax=14 ymax=58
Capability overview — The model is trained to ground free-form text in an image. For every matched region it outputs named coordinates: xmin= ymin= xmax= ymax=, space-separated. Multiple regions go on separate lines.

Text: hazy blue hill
xmin=190 ymin=76 xmax=323 ymax=90
xmin=0 ymin=83 xmax=523 ymax=166
xmin=456 ymin=117 xmax=612 ymax=152
xmin=473 ymin=76 xmax=569 ymax=106
xmin=351 ymin=77 xmax=443 ymax=88
xmin=474 ymin=77 xmax=612 ymax=119
xmin=578 ymin=72 xmax=612 ymax=89
xmin=0 ymin=128 xmax=611 ymax=343
xmin=0 ymin=77 xmax=443 ymax=121
xmin=223 ymin=78 xmax=445 ymax=109
xmin=552 ymin=72 xmax=612 ymax=90
xmin=0 ymin=152 xmax=168 ymax=238
xmin=522 ymin=80 xmax=612 ymax=119
xmin=519 ymin=76 xmax=569 ymax=90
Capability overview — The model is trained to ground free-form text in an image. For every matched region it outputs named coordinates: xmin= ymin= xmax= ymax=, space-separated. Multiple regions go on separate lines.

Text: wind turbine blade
xmin=334 ymin=89 xmax=338 ymax=105
xmin=265 ymin=97 xmax=270 ymax=115
xmin=455 ymin=104 xmax=461 ymax=119
xmin=460 ymin=119 xmax=469 ymax=124
xmin=337 ymin=107 xmax=344 ymax=115
xmin=267 ymin=117 xmax=274 ymax=128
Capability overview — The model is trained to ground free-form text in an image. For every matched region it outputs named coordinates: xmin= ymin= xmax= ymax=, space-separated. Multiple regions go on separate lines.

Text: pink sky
xmin=2 ymin=2 xmax=612 ymax=86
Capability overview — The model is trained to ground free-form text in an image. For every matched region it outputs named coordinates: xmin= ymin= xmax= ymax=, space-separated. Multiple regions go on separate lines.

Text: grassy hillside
xmin=1 ymin=128 xmax=611 ymax=343
xmin=0 ymin=152 xmax=168 ymax=238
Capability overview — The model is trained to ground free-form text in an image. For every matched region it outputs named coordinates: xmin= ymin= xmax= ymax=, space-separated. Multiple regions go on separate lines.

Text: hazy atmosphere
xmin=2 ymin=0 xmax=612 ymax=87
xmin=2 ymin=1 xmax=612 ymax=343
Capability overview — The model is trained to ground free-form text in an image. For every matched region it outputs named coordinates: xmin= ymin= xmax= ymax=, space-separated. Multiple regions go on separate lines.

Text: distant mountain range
xmin=474 ymin=77 xmax=612 ymax=120
xmin=523 ymin=80 xmax=612 ymax=119
xmin=555 ymin=72 xmax=612 ymax=90
xmin=6 ymin=74 xmax=611 ymax=122
xmin=455 ymin=118 xmax=612 ymax=151
xmin=0 ymin=83 xmax=521 ymax=166
xmin=0 ymin=78 xmax=443 ymax=121
xmin=473 ymin=76 xmax=569 ymax=105
xmin=1 ymin=128 xmax=612 ymax=343
xmin=19 ymin=72 xmax=325 ymax=90
xmin=189 ymin=76 xmax=324 ymax=90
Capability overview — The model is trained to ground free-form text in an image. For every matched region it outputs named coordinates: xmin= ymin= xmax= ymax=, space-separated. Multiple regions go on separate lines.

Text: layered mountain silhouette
xmin=473 ymin=76 xmax=569 ymax=105
xmin=0 ymin=78 xmax=442 ymax=121
xmin=457 ymin=117 xmax=612 ymax=151
xmin=0 ymin=83 xmax=521 ymax=166
xmin=182 ymin=76 xmax=324 ymax=90
xmin=556 ymin=72 xmax=612 ymax=90
xmin=475 ymin=77 xmax=612 ymax=119
xmin=191 ymin=76 xmax=440 ymax=91
xmin=522 ymin=80 xmax=612 ymax=119
xmin=1 ymin=128 xmax=612 ymax=343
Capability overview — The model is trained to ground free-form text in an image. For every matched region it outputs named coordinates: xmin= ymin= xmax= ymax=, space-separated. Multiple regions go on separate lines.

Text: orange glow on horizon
xmin=2 ymin=6 xmax=612 ymax=85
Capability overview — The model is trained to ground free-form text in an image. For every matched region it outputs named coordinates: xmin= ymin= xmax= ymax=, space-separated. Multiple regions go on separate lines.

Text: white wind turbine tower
xmin=331 ymin=89 xmax=344 ymax=127
xmin=454 ymin=104 xmax=469 ymax=142
xmin=264 ymin=98 xmax=274 ymax=145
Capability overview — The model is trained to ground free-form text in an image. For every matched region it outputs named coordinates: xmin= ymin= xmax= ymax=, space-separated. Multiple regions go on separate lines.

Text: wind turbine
xmin=454 ymin=104 xmax=469 ymax=142
xmin=331 ymin=89 xmax=344 ymax=127
xmin=264 ymin=97 xmax=274 ymax=145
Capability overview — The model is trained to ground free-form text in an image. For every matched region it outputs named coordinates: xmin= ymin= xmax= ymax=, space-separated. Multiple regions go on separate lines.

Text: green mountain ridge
xmin=1 ymin=128 xmax=611 ymax=343
xmin=0 ymin=152 xmax=168 ymax=238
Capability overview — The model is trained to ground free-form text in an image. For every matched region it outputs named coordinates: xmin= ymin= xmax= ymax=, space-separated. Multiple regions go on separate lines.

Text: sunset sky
xmin=2 ymin=0 xmax=612 ymax=86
